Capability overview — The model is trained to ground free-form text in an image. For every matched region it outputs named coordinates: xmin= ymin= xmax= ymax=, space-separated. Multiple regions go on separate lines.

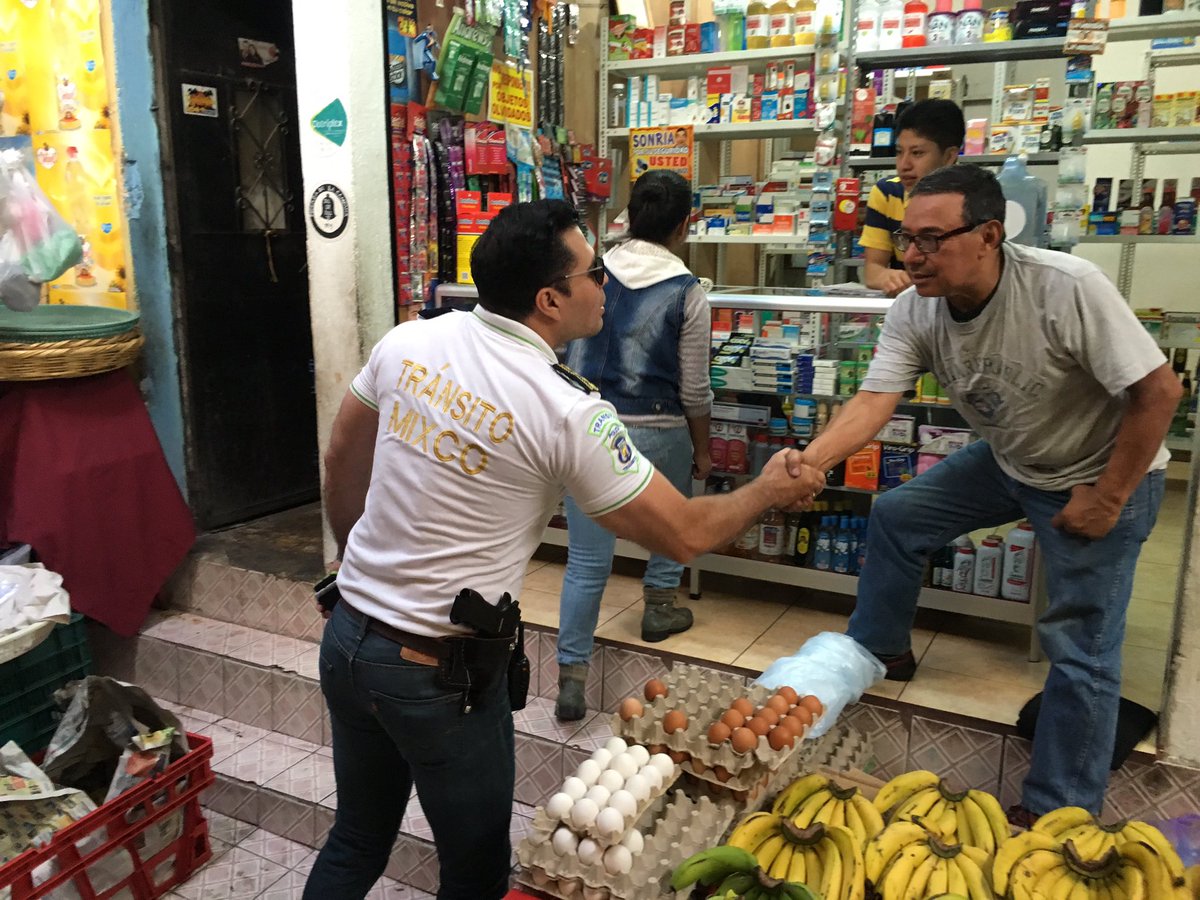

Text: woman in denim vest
xmin=555 ymin=171 xmax=713 ymax=721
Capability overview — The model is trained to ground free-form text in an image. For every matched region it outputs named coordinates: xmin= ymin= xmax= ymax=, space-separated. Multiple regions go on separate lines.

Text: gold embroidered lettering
xmin=435 ymin=380 xmax=459 ymax=413
xmin=404 ymin=365 xmax=427 ymax=394
xmin=451 ymin=391 xmax=472 ymax=421
xmin=460 ymin=443 xmax=489 ymax=476
xmin=396 ymin=359 xmax=414 ymax=388
xmin=433 ymin=430 xmax=459 ymax=461
xmin=472 ymin=400 xmax=497 ymax=433
xmin=387 ymin=402 xmax=403 ymax=433
xmin=488 ymin=412 xmax=515 ymax=444
xmin=395 ymin=409 xmax=418 ymax=441
xmin=411 ymin=416 xmax=437 ymax=452
xmin=417 ymin=372 xmax=441 ymax=403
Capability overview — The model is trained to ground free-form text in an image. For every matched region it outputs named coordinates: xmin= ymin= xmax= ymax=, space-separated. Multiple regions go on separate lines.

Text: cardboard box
xmin=844 ymin=442 xmax=881 ymax=491
xmin=879 ymin=443 xmax=917 ymax=490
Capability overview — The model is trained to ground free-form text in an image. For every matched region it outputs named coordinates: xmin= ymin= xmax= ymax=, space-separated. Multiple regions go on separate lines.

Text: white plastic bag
xmin=753 ymin=632 xmax=886 ymax=738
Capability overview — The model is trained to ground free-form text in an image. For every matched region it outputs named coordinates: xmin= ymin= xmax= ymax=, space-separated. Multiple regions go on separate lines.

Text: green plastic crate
xmin=0 ymin=614 xmax=92 ymax=752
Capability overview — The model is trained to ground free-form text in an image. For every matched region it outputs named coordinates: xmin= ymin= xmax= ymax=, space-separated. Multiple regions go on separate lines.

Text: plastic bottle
xmin=984 ymin=6 xmax=1011 ymax=40
xmin=847 ymin=516 xmax=860 ymax=574
xmin=973 ymin=535 xmax=1004 ymax=597
xmin=759 ymin=509 xmax=786 ymax=562
xmin=784 ymin=513 xmax=800 ymax=563
xmin=901 ymin=0 xmax=928 ymax=46
xmin=750 ymin=434 xmax=771 ymax=476
xmin=997 ymin=154 xmax=1048 ymax=248
xmin=832 ymin=516 xmax=852 ymax=573
xmin=871 ymin=106 xmax=896 ymax=157
xmin=855 ymin=517 xmax=869 ymax=574
xmin=794 ymin=512 xmax=814 ymax=566
xmin=792 ymin=0 xmax=817 ymax=44
xmin=726 ymin=426 xmax=749 ymax=474
xmin=769 ymin=0 xmax=795 ymax=45
xmin=951 ymin=535 xmax=976 ymax=593
xmin=878 ymin=0 xmax=905 ymax=48
xmin=735 ymin=521 xmax=761 ymax=558
xmin=1001 ymin=521 xmax=1037 ymax=601
xmin=715 ymin=0 xmax=748 ymax=49
xmin=855 ymin=0 xmax=882 ymax=49
xmin=954 ymin=0 xmax=985 ymax=43
xmin=710 ymin=425 xmax=728 ymax=472
xmin=746 ymin=0 xmax=771 ymax=47
xmin=926 ymin=0 xmax=956 ymax=44
xmin=813 ymin=517 xmax=834 ymax=570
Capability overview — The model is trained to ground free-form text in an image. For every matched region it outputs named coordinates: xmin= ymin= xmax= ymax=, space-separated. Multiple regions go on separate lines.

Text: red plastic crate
xmin=0 ymin=733 xmax=215 ymax=899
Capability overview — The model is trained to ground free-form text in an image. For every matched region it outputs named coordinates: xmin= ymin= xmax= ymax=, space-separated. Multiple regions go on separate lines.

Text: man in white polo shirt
xmin=302 ymin=200 xmax=826 ymax=900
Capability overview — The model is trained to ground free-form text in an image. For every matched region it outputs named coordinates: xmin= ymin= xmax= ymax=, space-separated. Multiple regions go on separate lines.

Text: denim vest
xmin=565 ymin=269 xmax=697 ymax=418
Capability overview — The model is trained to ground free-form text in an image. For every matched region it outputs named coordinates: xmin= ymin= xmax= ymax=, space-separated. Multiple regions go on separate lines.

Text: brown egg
xmin=766 ymin=695 xmax=791 ymax=715
xmin=746 ymin=716 xmax=771 ymax=737
xmin=756 ymin=706 xmax=780 ymax=727
xmin=668 ymin=749 xmax=688 ymax=764
xmin=774 ymin=715 xmax=799 ymax=737
xmin=649 ymin=743 xmax=668 ymax=755
xmin=713 ymin=765 xmax=733 ymax=782
xmin=799 ymin=695 xmax=824 ymax=717
xmin=768 ymin=725 xmax=796 ymax=751
xmin=692 ymin=759 xmax=708 ymax=774
xmin=776 ymin=686 xmax=799 ymax=706
xmin=663 ymin=709 xmax=688 ymax=734
xmin=619 ymin=697 xmax=645 ymax=721
xmin=644 ymin=679 xmax=668 ymax=702
xmin=730 ymin=727 xmax=758 ymax=754
xmin=732 ymin=789 xmax=749 ymax=802
xmin=787 ymin=705 xmax=813 ymax=728
xmin=720 ymin=708 xmax=746 ymax=730
xmin=707 ymin=721 xmax=732 ymax=745
xmin=730 ymin=697 xmax=755 ymax=718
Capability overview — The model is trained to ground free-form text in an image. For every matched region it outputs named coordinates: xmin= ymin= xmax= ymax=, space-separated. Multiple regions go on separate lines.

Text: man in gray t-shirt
xmin=800 ymin=166 xmax=1180 ymax=822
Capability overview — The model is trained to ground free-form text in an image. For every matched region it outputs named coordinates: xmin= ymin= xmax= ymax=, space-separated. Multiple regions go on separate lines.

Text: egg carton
xmin=517 ymin=791 xmax=736 ymax=900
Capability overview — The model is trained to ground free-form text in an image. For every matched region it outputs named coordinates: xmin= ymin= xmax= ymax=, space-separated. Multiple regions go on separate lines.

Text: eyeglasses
xmin=554 ymin=257 xmax=606 ymax=288
xmin=893 ymin=223 xmax=981 ymax=254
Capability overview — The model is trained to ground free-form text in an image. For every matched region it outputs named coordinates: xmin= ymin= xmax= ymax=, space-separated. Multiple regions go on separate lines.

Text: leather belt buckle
xmin=400 ymin=645 xmax=440 ymax=667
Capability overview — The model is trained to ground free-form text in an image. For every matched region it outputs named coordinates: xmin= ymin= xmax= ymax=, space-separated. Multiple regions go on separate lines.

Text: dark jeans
xmin=303 ymin=601 xmax=514 ymax=900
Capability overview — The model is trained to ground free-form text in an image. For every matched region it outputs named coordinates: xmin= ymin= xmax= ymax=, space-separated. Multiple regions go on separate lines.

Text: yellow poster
xmin=629 ymin=125 xmax=693 ymax=183
xmin=487 ymin=62 xmax=533 ymax=129
xmin=0 ymin=0 xmax=130 ymax=309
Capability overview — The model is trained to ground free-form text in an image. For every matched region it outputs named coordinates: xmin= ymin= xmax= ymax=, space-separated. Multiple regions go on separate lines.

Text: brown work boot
xmin=556 ymin=663 xmax=589 ymax=722
xmin=640 ymin=587 xmax=693 ymax=643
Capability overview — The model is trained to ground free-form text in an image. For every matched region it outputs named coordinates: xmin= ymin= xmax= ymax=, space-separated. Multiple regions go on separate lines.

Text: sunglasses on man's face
xmin=554 ymin=257 xmax=606 ymax=288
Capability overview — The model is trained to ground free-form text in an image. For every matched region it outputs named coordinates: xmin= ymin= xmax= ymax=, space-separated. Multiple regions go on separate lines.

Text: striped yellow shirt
xmin=859 ymin=176 xmax=908 ymax=265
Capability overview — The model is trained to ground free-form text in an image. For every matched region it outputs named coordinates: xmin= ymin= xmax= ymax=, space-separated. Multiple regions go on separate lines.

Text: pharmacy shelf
xmin=605 ymin=45 xmax=816 ymax=79
xmin=1167 ymin=434 xmax=1195 ymax=452
xmin=608 ymin=119 xmax=818 ymax=142
xmin=842 ymin=258 xmax=865 ymax=267
xmin=1107 ymin=12 xmax=1200 ymax=42
xmin=1077 ymin=234 xmax=1200 ymax=244
xmin=846 ymin=152 xmax=1061 ymax=168
xmin=855 ymin=37 xmax=1065 ymax=70
xmin=690 ymin=233 xmax=809 ymax=245
xmin=1082 ymin=127 xmax=1200 ymax=148
xmin=1147 ymin=48 xmax=1200 ymax=67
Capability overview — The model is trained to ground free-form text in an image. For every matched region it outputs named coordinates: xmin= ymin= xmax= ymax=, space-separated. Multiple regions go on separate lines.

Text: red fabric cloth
xmin=0 ymin=370 xmax=195 ymax=636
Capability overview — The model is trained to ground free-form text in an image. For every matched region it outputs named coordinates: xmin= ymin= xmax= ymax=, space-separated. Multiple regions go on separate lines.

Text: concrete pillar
xmin=291 ymin=0 xmax=395 ymax=563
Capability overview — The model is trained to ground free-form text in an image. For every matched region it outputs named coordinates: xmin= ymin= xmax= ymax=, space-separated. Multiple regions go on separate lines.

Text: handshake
xmin=761 ymin=448 xmax=826 ymax=512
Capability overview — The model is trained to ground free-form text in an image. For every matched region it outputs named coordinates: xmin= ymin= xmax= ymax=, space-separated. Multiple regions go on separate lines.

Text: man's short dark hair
xmin=470 ymin=199 xmax=580 ymax=320
xmin=911 ymin=164 xmax=1006 ymax=231
xmin=896 ymin=99 xmax=966 ymax=151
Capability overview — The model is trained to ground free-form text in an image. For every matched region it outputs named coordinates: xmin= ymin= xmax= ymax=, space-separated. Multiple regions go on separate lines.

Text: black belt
xmin=342 ymin=602 xmax=451 ymax=664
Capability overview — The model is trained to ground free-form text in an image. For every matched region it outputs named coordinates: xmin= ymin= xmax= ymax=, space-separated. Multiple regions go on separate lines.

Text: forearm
xmin=803 ymin=391 xmax=900 ymax=471
xmin=671 ymin=475 xmax=789 ymax=560
xmin=686 ymin=413 xmax=711 ymax=457
xmin=1095 ymin=380 xmax=1180 ymax=505
xmin=864 ymin=258 xmax=889 ymax=291
xmin=324 ymin=471 xmax=372 ymax=558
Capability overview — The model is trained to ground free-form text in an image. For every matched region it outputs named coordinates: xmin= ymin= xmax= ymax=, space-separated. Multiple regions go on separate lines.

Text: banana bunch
xmin=865 ymin=820 xmax=994 ymax=900
xmin=671 ymin=844 xmax=820 ymax=900
xmin=773 ymin=772 xmax=886 ymax=849
xmin=727 ymin=812 xmax=867 ymax=900
xmin=993 ymin=826 xmax=1190 ymax=900
xmin=873 ymin=770 xmax=1010 ymax=855
xmin=1033 ymin=806 xmax=1188 ymax=881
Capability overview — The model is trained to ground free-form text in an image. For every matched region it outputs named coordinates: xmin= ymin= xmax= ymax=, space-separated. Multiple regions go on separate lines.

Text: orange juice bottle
xmin=769 ymin=0 xmax=795 ymax=46
xmin=793 ymin=0 xmax=817 ymax=44
xmin=746 ymin=0 xmax=771 ymax=47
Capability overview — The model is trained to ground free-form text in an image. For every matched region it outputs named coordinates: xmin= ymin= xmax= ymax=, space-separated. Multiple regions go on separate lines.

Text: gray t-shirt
xmin=861 ymin=243 xmax=1170 ymax=491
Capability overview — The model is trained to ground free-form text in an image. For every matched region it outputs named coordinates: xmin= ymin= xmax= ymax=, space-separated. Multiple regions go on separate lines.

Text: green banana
xmin=671 ymin=845 xmax=759 ymax=890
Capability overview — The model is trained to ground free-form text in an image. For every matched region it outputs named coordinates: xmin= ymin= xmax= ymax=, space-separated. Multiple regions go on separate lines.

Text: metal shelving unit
xmin=1078 ymin=234 xmax=1200 ymax=244
xmin=846 ymin=152 xmax=1061 ymax=168
xmin=854 ymin=37 xmax=1066 ymax=69
xmin=1082 ymin=126 xmax=1200 ymax=147
xmin=607 ymin=119 xmax=818 ymax=143
xmin=605 ymin=45 xmax=817 ymax=78
xmin=1106 ymin=12 xmax=1200 ymax=41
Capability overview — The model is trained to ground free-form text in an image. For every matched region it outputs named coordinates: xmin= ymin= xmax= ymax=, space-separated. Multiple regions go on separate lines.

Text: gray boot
xmin=641 ymin=587 xmax=693 ymax=643
xmin=556 ymin=663 xmax=589 ymax=722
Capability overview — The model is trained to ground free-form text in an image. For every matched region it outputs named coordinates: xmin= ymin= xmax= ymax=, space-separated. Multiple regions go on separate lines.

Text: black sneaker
xmin=876 ymin=649 xmax=918 ymax=681
xmin=1006 ymin=804 xmax=1038 ymax=831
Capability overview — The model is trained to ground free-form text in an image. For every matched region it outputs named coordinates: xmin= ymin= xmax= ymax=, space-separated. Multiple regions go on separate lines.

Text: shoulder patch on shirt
xmin=585 ymin=409 xmax=643 ymax=476
xmin=552 ymin=362 xmax=599 ymax=394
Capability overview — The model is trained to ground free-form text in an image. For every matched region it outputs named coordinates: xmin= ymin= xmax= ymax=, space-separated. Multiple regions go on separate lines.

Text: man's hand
xmin=692 ymin=450 xmax=712 ymax=481
xmin=1051 ymin=484 xmax=1124 ymax=541
xmin=315 ymin=560 xmax=341 ymax=620
xmin=763 ymin=449 xmax=825 ymax=511
xmin=880 ymin=268 xmax=913 ymax=297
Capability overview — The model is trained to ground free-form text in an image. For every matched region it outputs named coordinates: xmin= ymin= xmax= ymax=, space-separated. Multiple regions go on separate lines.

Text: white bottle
xmin=973 ymin=534 xmax=1004 ymax=598
xmin=877 ymin=0 xmax=905 ymax=49
xmin=951 ymin=535 xmax=976 ymax=593
xmin=1001 ymin=521 xmax=1037 ymax=602
xmin=855 ymin=0 xmax=882 ymax=50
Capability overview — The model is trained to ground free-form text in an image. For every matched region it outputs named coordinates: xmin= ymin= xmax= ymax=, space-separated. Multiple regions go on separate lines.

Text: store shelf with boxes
xmin=541 ymin=289 xmax=1049 ymax=661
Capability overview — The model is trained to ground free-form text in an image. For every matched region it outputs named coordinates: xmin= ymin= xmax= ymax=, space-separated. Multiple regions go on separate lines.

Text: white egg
xmin=561 ymin=776 xmax=588 ymax=800
xmin=571 ymin=798 xmax=599 ymax=829
xmin=611 ymin=753 xmax=639 ymax=780
xmin=575 ymin=759 xmax=603 ymax=787
xmin=623 ymin=773 xmax=651 ymax=803
xmin=595 ymin=806 xmax=626 ymax=838
xmin=597 ymin=769 xmax=625 ymax=794
xmin=552 ymin=826 xmax=579 ymax=856
xmin=577 ymin=837 xmax=603 ymax=866
xmin=637 ymin=764 xmax=663 ymax=790
xmin=603 ymin=844 xmax=634 ymax=876
xmin=649 ymin=753 xmax=675 ymax=778
xmin=621 ymin=828 xmax=645 ymax=854
xmin=604 ymin=736 xmax=628 ymax=757
xmin=609 ymin=788 xmax=638 ymax=818
xmin=584 ymin=785 xmax=611 ymax=807
xmin=625 ymin=744 xmax=650 ymax=767
xmin=590 ymin=747 xmax=613 ymax=769
xmin=546 ymin=792 xmax=575 ymax=821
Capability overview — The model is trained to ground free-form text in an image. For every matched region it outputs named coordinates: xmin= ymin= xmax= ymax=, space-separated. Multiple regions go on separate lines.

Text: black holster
xmin=436 ymin=623 xmax=530 ymax=713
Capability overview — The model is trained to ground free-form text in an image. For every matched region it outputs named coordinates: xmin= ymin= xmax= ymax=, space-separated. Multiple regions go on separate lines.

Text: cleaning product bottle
xmin=951 ymin=535 xmax=976 ymax=593
xmin=878 ymin=0 xmax=905 ymax=48
xmin=902 ymin=0 xmax=929 ymax=46
xmin=1001 ymin=521 xmax=1037 ymax=601
xmin=792 ymin=0 xmax=817 ymax=44
xmin=926 ymin=0 xmax=956 ymax=44
xmin=856 ymin=0 xmax=882 ymax=50
xmin=813 ymin=517 xmax=834 ymax=570
xmin=746 ymin=0 xmax=771 ymax=46
xmin=832 ymin=516 xmax=852 ymax=573
xmin=794 ymin=510 xmax=814 ymax=566
xmin=997 ymin=154 xmax=1048 ymax=248
xmin=769 ymin=0 xmax=795 ymax=45
xmin=715 ymin=0 xmax=748 ymax=49
xmin=973 ymin=535 xmax=1004 ymax=597
xmin=954 ymin=0 xmax=985 ymax=43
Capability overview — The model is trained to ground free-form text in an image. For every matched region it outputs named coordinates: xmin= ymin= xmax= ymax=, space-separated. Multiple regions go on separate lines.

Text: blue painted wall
xmin=109 ymin=0 xmax=187 ymax=494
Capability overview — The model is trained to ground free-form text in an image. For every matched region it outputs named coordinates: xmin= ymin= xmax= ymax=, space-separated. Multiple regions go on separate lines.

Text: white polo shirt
xmin=336 ymin=307 xmax=655 ymax=638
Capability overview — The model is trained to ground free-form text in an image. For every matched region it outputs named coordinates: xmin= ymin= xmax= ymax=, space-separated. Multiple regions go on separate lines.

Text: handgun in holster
xmin=439 ymin=588 xmax=530 ymax=713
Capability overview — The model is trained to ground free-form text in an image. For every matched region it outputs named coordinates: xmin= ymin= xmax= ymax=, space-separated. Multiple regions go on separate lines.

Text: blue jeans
xmin=303 ymin=601 xmax=514 ymax=900
xmin=846 ymin=441 xmax=1163 ymax=815
xmin=557 ymin=425 xmax=694 ymax=666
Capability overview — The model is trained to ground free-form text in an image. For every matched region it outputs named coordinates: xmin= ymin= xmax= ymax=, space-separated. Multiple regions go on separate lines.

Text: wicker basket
xmin=0 ymin=328 xmax=144 ymax=381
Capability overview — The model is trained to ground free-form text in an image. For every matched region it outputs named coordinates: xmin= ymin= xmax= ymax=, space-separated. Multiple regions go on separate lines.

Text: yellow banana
xmin=804 ymin=845 xmax=825 ymax=890
xmin=946 ymin=853 xmax=969 ymax=895
xmin=1119 ymin=821 xmax=1188 ymax=887
xmin=826 ymin=824 xmax=867 ymax=900
xmin=892 ymin=787 xmax=942 ymax=826
xmin=1112 ymin=859 xmax=1148 ymax=900
xmin=952 ymin=850 xmax=994 ymax=900
xmin=874 ymin=771 xmax=942 ymax=818
xmin=1060 ymin=824 xmax=1107 ymax=862
xmin=769 ymin=842 xmax=796 ymax=881
xmin=729 ymin=812 xmax=783 ymax=853
xmin=960 ymin=844 xmax=992 ymax=874
xmin=1008 ymin=848 xmax=1067 ymax=900
xmin=902 ymin=849 xmax=941 ymax=900
xmin=817 ymin=830 xmax=844 ymax=900
xmin=828 ymin=797 xmax=848 ymax=830
xmin=845 ymin=795 xmax=868 ymax=847
xmin=793 ymin=788 xmax=836 ymax=828
xmin=1034 ymin=807 xmax=1097 ymax=839
xmin=965 ymin=789 xmax=1011 ymax=850
xmin=994 ymin=829 xmax=1063 ymax=896
xmin=878 ymin=843 xmax=929 ymax=900
xmin=1120 ymin=840 xmax=1176 ymax=899
xmin=754 ymin=833 xmax=788 ymax=871
xmin=956 ymin=801 xmax=976 ymax=848
xmin=935 ymin=804 xmax=959 ymax=841
xmin=930 ymin=856 xmax=952 ymax=896
xmin=814 ymin=795 xmax=842 ymax=827
xmin=787 ymin=840 xmax=808 ymax=885
xmin=850 ymin=793 xmax=887 ymax=846
xmin=774 ymin=773 xmax=834 ymax=817
xmin=1036 ymin=862 xmax=1076 ymax=900
xmin=866 ymin=821 xmax=934 ymax=884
